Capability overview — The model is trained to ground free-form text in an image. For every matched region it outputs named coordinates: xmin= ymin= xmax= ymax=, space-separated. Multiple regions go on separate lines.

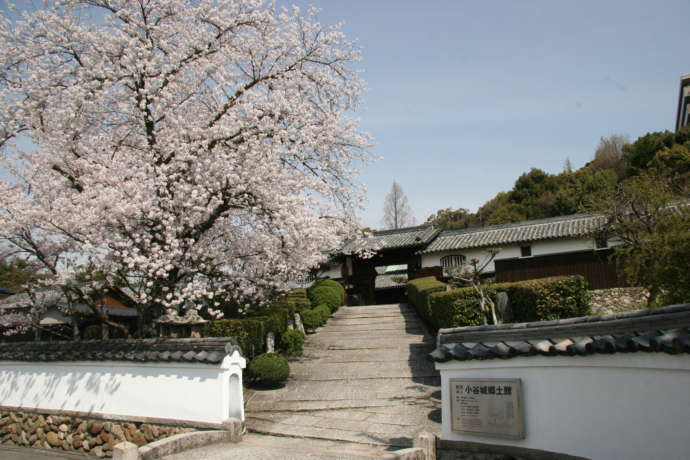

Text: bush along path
xmin=243 ymin=303 xmax=441 ymax=456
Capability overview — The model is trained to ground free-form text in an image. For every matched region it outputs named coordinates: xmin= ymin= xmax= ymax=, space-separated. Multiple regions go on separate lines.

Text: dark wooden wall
xmin=494 ymin=249 xmax=624 ymax=289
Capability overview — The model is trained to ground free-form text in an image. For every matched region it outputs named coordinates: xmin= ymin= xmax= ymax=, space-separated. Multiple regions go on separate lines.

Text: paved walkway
xmin=243 ymin=303 xmax=441 ymax=456
xmin=160 ymin=303 xmax=441 ymax=459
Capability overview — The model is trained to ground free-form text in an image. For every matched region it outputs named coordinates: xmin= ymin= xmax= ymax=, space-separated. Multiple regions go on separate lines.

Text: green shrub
xmin=83 ymin=324 xmax=101 ymax=340
xmin=311 ymin=279 xmax=345 ymax=304
xmin=300 ymin=309 xmax=322 ymax=331
xmin=269 ymin=289 xmax=311 ymax=312
xmin=314 ymin=304 xmax=331 ymax=324
xmin=308 ymin=285 xmax=341 ymax=312
xmin=494 ymin=275 xmax=590 ymax=322
xmin=249 ymin=353 xmax=289 ymax=385
xmin=421 ymin=275 xmax=590 ymax=330
xmin=428 ymin=287 xmax=487 ymax=330
xmin=281 ymin=329 xmax=306 ymax=356
xmin=407 ymin=277 xmax=446 ymax=322
xmin=201 ymin=319 xmax=266 ymax=358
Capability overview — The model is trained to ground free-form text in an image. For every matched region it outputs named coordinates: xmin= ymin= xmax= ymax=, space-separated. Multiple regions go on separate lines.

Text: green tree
xmin=0 ymin=257 xmax=39 ymax=292
xmin=425 ymin=207 xmax=479 ymax=230
xmin=597 ymin=165 xmax=690 ymax=306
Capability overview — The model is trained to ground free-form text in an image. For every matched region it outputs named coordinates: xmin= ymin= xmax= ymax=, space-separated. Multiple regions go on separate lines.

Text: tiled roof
xmin=343 ymin=225 xmax=440 ymax=253
xmin=430 ymin=303 xmax=690 ymax=362
xmin=0 ymin=337 xmax=239 ymax=364
xmin=419 ymin=213 xmax=606 ymax=254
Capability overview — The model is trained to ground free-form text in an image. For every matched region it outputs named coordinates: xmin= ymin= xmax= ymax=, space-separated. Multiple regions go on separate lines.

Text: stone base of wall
xmin=0 ymin=410 xmax=195 ymax=458
xmin=589 ymin=287 xmax=649 ymax=315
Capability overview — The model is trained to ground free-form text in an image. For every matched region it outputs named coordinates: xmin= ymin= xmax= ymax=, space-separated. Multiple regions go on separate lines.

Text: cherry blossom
xmin=0 ymin=0 xmax=371 ymax=331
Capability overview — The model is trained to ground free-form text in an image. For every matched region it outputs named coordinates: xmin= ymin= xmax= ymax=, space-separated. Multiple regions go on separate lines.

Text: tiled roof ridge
xmin=372 ymin=224 xmax=436 ymax=236
xmin=431 ymin=303 xmax=690 ymax=362
xmin=436 ymin=212 xmax=601 ymax=237
xmin=0 ymin=337 xmax=237 ymax=364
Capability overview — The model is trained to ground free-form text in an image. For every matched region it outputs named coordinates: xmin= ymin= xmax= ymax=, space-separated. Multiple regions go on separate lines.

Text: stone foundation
xmin=589 ymin=287 xmax=649 ymax=315
xmin=0 ymin=410 xmax=195 ymax=458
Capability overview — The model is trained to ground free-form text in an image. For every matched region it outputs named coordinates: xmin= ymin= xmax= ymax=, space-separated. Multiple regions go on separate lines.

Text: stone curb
xmin=377 ymin=447 xmax=425 ymax=460
xmin=114 ymin=419 xmax=243 ymax=460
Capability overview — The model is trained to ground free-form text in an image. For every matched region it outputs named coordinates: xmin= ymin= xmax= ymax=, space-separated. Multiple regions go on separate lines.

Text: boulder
xmin=89 ymin=421 xmax=104 ymax=436
xmin=46 ymin=431 xmax=61 ymax=447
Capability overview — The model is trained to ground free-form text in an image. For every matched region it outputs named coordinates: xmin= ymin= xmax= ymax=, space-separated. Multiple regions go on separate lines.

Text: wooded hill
xmin=426 ymin=128 xmax=690 ymax=229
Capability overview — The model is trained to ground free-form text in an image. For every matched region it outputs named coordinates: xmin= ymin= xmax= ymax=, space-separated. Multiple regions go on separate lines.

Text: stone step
xmin=246 ymin=418 xmax=416 ymax=448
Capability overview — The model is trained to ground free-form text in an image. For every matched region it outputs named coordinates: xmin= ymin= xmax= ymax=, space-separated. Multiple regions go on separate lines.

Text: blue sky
xmin=281 ymin=0 xmax=690 ymax=228
xmin=3 ymin=1 xmax=689 ymax=229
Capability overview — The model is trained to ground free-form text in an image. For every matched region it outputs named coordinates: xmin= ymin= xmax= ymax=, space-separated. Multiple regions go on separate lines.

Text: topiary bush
xmin=281 ymin=329 xmax=306 ymax=356
xmin=494 ymin=275 xmax=590 ymax=322
xmin=407 ymin=277 xmax=446 ymax=323
xmin=249 ymin=353 xmax=289 ymax=386
xmin=314 ymin=304 xmax=331 ymax=324
xmin=428 ymin=287 xmax=487 ymax=330
xmin=308 ymin=285 xmax=341 ymax=312
xmin=311 ymin=279 xmax=345 ymax=304
xmin=300 ymin=309 xmax=322 ymax=331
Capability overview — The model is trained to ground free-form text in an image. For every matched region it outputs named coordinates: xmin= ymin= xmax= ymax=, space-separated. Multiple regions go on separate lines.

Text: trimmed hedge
xmin=201 ymin=318 xmax=266 ymax=358
xmin=281 ymin=329 xmax=305 ymax=356
xmin=314 ymin=304 xmax=331 ymax=324
xmin=308 ymin=285 xmax=341 ymax=312
xmin=427 ymin=287 xmax=486 ymax=330
xmin=300 ymin=309 xmax=323 ymax=331
xmin=311 ymin=279 xmax=345 ymax=304
xmin=407 ymin=277 xmax=447 ymax=323
xmin=270 ymin=289 xmax=311 ymax=312
xmin=249 ymin=353 xmax=289 ymax=385
xmin=423 ymin=275 xmax=591 ymax=330
xmin=493 ymin=275 xmax=591 ymax=322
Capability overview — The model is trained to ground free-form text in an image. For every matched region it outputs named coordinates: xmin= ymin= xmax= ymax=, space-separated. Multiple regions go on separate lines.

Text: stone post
xmin=414 ymin=431 xmax=437 ymax=460
xmin=266 ymin=331 xmax=275 ymax=353
xmin=220 ymin=345 xmax=247 ymax=423
xmin=112 ymin=441 xmax=139 ymax=460
xmin=293 ymin=313 xmax=305 ymax=335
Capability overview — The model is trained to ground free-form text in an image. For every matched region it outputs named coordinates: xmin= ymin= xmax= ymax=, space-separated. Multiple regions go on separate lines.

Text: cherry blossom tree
xmin=0 ymin=0 xmax=371 ymax=334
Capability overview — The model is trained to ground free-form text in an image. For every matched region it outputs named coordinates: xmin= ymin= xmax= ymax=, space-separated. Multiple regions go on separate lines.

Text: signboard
xmin=449 ymin=378 xmax=524 ymax=439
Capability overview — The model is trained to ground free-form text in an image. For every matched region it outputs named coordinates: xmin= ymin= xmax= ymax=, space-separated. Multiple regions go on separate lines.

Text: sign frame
xmin=449 ymin=377 xmax=525 ymax=440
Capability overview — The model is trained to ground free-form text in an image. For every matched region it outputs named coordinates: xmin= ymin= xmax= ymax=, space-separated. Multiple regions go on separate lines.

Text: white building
xmin=417 ymin=213 xmax=621 ymax=289
xmin=430 ymin=303 xmax=690 ymax=460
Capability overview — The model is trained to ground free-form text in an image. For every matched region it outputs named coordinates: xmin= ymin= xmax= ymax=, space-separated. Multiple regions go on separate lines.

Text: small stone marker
xmin=494 ymin=292 xmax=513 ymax=323
xmin=293 ymin=312 xmax=305 ymax=335
xmin=266 ymin=331 xmax=275 ymax=353
xmin=449 ymin=378 xmax=524 ymax=439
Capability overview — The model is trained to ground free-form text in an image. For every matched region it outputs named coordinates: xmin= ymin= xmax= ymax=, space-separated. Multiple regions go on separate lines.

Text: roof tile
xmin=431 ymin=303 xmax=690 ymax=362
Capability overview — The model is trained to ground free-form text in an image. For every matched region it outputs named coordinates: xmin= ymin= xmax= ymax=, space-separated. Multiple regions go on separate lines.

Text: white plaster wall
xmin=0 ymin=360 xmax=242 ymax=425
xmin=436 ymin=354 xmax=690 ymax=460
xmin=422 ymin=247 xmax=521 ymax=274
xmin=530 ymin=238 xmax=593 ymax=256
xmin=422 ymin=238 xmax=599 ymax=273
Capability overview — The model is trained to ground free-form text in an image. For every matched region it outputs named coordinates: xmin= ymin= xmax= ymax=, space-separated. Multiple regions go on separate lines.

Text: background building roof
xmin=419 ymin=213 xmax=606 ymax=254
xmin=342 ymin=225 xmax=440 ymax=254
xmin=430 ymin=303 xmax=690 ymax=363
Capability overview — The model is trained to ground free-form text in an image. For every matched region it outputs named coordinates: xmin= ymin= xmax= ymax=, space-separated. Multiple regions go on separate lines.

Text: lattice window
xmin=440 ymin=254 xmax=466 ymax=268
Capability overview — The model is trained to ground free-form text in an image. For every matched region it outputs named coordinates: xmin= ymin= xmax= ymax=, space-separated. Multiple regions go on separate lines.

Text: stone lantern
xmin=154 ymin=307 xmax=208 ymax=338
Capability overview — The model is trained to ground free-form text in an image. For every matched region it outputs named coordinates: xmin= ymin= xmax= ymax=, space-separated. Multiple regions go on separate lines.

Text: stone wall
xmin=0 ymin=410 xmax=195 ymax=458
xmin=589 ymin=287 xmax=649 ymax=315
